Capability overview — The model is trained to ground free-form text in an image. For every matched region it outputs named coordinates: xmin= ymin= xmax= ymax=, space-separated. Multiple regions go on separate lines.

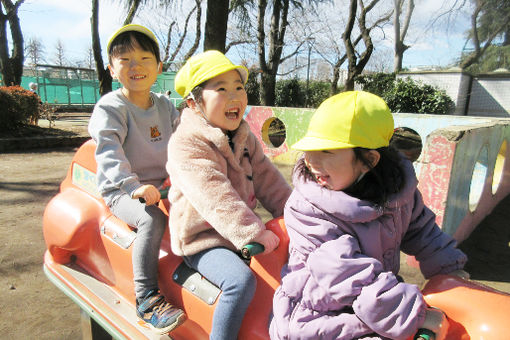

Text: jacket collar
xmin=180 ymin=108 xmax=250 ymax=171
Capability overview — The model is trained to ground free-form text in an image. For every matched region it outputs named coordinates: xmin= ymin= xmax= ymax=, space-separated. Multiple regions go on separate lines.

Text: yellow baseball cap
xmin=292 ymin=91 xmax=394 ymax=151
xmin=106 ymin=24 xmax=159 ymax=57
xmin=175 ymin=50 xmax=249 ymax=98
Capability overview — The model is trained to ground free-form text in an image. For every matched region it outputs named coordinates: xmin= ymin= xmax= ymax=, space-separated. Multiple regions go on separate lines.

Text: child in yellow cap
xmin=88 ymin=24 xmax=185 ymax=333
xmin=270 ymin=91 xmax=468 ymax=340
xmin=167 ymin=50 xmax=292 ymax=339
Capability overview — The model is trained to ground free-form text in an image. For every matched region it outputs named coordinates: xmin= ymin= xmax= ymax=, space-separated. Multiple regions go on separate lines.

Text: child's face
xmin=197 ymin=69 xmax=247 ymax=132
xmin=304 ymin=148 xmax=368 ymax=191
xmin=108 ymin=41 xmax=162 ymax=95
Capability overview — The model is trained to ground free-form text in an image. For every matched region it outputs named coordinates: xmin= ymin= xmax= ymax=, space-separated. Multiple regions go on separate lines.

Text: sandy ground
xmin=1 ymin=116 xmax=510 ymax=339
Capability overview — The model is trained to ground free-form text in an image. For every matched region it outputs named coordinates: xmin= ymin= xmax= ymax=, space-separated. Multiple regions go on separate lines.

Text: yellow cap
xmin=292 ymin=91 xmax=394 ymax=151
xmin=107 ymin=24 xmax=159 ymax=57
xmin=175 ymin=50 xmax=249 ymax=98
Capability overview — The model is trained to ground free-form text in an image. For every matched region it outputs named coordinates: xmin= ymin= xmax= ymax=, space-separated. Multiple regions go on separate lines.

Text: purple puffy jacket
xmin=270 ymin=158 xmax=467 ymax=340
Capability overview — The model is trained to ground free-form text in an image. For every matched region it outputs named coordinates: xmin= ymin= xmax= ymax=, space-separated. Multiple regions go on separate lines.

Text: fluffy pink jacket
xmin=166 ymin=108 xmax=292 ymax=256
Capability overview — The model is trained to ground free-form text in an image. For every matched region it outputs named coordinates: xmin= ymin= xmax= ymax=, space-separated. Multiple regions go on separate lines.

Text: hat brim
xmin=291 ymin=136 xmax=356 ymax=151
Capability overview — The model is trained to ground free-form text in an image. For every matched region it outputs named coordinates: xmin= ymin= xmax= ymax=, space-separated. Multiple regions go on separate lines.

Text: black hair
xmin=177 ymin=84 xmax=204 ymax=111
xmin=295 ymin=146 xmax=405 ymax=207
xmin=108 ymin=31 xmax=161 ymax=64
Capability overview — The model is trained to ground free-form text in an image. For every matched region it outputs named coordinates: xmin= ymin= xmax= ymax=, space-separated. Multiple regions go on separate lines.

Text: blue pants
xmin=109 ymin=194 xmax=167 ymax=299
xmin=184 ymin=247 xmax=256 ymax=340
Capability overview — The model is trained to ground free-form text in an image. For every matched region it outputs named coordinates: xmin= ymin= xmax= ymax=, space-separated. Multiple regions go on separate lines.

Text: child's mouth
xmin=225 ymin=108 xmax=240 ymax=120
xmin=315 ymin=174 xmax=329 ymax=186
xmin=131 ymin=75 xmax=146 ymax=80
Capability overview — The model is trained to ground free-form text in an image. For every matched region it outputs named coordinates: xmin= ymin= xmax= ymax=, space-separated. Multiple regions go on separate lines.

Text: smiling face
xmin=193 ymin=69 xmax=248 ymax=132
xmin=304 ymin=148 xmax=375 ymax=191
xmin=108 ymin=39 xmax=162 ymax=104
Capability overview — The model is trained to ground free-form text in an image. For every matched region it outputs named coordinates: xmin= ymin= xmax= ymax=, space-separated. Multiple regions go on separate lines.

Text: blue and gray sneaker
xmin=136 ymin=289 xmax=186 ymax=334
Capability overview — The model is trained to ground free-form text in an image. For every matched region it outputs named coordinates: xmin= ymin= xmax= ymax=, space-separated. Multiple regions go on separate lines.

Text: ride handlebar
xmin=414 ymin=329 xmax=435 ymax=340
xmin=241 ymin=243 xmax=265 ymax=260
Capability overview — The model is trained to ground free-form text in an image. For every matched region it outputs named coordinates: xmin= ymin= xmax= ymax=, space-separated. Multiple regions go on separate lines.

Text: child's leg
xmin=109 ymin=194 xmax=166 ymax=299
xmin=184 ymin=247 xmax=256 ymax=340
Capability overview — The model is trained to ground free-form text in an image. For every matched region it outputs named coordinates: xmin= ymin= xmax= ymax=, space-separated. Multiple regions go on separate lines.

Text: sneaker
xmin=136 ymin=289 xmax=187 ymax=334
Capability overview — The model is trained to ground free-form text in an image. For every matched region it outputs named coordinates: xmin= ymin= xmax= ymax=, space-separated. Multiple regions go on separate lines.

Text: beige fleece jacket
xmin=166 ymin=108 xmax=292 ymax=256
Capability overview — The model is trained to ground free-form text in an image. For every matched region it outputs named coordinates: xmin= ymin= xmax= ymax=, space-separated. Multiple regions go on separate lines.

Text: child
xmin=88 ymin=24 xmax=185 ymax=333
xmin=270 ymin=91 xmax=468 ymax=340
xmin=167 ymin=50 xmax=292 ymax=339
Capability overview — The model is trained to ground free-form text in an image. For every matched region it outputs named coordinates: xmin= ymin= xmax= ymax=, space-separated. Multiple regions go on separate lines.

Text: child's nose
xmin=129 ymin=59 xmax=141 ymax=68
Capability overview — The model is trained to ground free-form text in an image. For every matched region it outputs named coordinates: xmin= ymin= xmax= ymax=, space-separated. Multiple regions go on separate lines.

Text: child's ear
xmin=108 ymin=64 xmax=117 ymax=79
xmin=158 ymin=61 xmax=163 ymax=74
xmin=364 ymin=150 xmax=381 ymax=171
xmin=186 ymin=97 xmax=197 ymax=111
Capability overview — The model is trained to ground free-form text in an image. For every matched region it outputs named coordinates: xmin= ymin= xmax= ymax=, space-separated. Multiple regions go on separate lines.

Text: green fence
xmin=11 ymin=65 xmax=182 ymax=108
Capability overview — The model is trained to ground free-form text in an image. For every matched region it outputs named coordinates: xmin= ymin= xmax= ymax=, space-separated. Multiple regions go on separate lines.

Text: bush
xmin=245 ymin=68 xmax=261 ymax=106
xmin=356 ymin=73 xmax=454 ymax=115
xmin=0 ymin=89 xmax=18 ymax=131
xmin=0 ymin=86 xmax=40 ymax=132
xmin=306 ymin=81 xmax=332 ymax=108
xmin=275 ymin=78 xmax=305 ymax=108
xmin=355 ymin=72 xmax=395 ymax=97
xmin=384 ymin=77 xmax=454 ymax=115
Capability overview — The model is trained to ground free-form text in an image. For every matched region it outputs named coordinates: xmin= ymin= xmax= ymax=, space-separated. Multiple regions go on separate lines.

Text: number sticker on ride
xmin=72 ymin=163 xmax=100 ymax=198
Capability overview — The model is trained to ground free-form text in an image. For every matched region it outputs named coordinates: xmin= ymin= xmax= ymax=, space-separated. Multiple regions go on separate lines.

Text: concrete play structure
xmin=244 ymin=106 xmax=510 ymax=243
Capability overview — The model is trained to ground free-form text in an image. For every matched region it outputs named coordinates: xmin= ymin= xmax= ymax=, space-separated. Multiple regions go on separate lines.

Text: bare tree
xmin=25 ymin=36 xmax=45 ymax=66
xmin=343 ymin=0 xmax=384 ymax=90
xmin=161 ymin=0 xmax=202 ymax=70
xmin=0 ymin=0 xmax=24 ymax=86
xmin=53 ymin=39 xmax=67 ymax=66
xmin=85 ymin=46 xmax=94 ymax=69
xmin=393 ymin=0 xmax=414 ymax=72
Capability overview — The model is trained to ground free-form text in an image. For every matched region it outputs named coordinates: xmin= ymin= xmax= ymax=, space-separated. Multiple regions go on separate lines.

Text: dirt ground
xmin=1 ymin=118 xmax=510 ymax=339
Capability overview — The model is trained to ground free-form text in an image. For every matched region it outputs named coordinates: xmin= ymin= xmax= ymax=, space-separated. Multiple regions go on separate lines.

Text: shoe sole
xmin=146 ymin=312 xmax=187 ymax=335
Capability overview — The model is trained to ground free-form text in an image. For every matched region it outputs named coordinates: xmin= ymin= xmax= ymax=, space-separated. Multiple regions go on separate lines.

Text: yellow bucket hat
xmin=292 ymin=91 xmax=394 ymax=151
xmin=107 ymin=24 xmax=159 ymax=57
xmin=175 ymin=50 xmax=249 ymax=98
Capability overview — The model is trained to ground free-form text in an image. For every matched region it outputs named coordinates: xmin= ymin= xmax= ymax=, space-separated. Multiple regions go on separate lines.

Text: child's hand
xmin=132 ymin=184 xmax=161 ymax=205
xmin=252 ymin=229 xmax=280 ymax=255
xmin=420 ymin=307 xmax=449 ymax=340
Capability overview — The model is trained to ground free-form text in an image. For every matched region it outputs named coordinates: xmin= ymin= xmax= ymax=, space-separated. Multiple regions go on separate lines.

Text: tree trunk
xmin=257 ymin=0 xmax=290 ymax=106
xmin=203 ymin=0 xmax=229 ymax=52
xmin=0 ymin=0 xmax=24 ymax=86
xmin=343 ymin=0 xmax=377 ymax=90
xmin=393 ymin=0 xmax=413 ymax=73
xmin=91 ymin=0 xmax=112 ymax=96
xmin=123 ymin=0 xmax=141 ymax=25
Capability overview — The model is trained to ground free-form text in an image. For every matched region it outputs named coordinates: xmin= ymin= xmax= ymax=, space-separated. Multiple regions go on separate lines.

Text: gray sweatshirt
xmin=88 ymin=89 xmax=180 ymax=206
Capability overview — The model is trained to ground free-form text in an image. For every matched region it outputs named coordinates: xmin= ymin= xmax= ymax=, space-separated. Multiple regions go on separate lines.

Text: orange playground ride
xmin=43 ymin=140 xmax=510 ymax=339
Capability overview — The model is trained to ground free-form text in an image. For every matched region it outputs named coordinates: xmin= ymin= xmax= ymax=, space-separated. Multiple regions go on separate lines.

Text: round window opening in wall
xmin=492 ymin=140 xmax=507 ymax=195
xmin=469 ymin=146 xmax=489 ymax=213
xmin=261 ymin=117 xmax=286 ymax=148
xmin=389 ymin=127 xmax=423 ymax=162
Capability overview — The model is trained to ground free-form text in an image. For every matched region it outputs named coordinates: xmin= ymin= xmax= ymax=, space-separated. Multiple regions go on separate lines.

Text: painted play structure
xmin=245 ymin=106 xmax=510 ymax=244
xmin=43 ymin=106 xmax=510 ymax=339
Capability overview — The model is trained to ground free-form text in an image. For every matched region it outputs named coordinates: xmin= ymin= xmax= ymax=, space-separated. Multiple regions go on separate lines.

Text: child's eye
xmin=217 ymin=87 xmax=226 ymax=92
xmin=322 ymin=150 xmax=333 ymax=154
xmin=237 ymin=85 xmax=245 ymax=91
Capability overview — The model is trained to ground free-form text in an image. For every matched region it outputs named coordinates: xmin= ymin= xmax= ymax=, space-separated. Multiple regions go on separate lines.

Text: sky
xmin=16 ymin=0 xmax=473 ymax=71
